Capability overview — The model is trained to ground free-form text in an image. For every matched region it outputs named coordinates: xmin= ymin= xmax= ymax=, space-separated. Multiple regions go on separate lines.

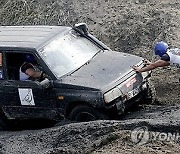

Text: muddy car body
xmin=0 ymin=23 xmax=151 ymax=126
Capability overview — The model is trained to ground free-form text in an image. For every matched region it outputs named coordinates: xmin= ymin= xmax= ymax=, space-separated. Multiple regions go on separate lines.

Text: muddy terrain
xmin=0 ymin=0 xmax=180 ymax=153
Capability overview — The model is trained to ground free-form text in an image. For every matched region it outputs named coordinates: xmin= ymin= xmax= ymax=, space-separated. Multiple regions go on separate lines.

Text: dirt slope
xmin=0 ymin=0 xmax=180 ymax=153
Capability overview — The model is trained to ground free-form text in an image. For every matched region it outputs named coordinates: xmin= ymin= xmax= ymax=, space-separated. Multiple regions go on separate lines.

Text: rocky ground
xmin=0 ymin=0 xmax=180 ymax=153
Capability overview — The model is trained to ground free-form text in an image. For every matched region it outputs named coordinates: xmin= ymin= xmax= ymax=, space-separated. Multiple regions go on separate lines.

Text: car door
xmin=1 ymin=51 xmax=60 ymax=120
xmin=2 ymin=80 xmax=59 ymax=119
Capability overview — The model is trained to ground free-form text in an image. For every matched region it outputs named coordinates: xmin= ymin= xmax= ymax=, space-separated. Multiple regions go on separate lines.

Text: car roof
xmin=0 ymin=26 xmax=71 ymax=51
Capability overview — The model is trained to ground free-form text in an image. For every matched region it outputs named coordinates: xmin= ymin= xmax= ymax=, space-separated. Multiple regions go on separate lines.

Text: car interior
xmin=6 ymin=52 xmax=26 ymax=80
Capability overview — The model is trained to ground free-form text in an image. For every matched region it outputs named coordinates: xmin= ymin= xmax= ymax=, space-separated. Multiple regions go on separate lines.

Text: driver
xmin=19 ymin=54 xmax=45 ymax=81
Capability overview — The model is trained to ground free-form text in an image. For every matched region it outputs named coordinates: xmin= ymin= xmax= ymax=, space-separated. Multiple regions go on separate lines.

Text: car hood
xmin=61 ymin=50 xmax=143 ymax=92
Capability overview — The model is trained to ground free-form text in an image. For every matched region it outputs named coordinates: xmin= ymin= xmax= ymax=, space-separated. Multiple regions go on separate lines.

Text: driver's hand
xmin=40 ymin=71 xmax=48 ymax=81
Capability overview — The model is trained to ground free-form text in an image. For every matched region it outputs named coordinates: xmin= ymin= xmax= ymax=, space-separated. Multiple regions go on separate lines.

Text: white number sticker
xmin=18 ymin=88 xmax=35 ymax=106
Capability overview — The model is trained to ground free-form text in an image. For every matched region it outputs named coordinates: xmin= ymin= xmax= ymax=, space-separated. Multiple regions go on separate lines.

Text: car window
xmin=5 ymin=52 xmax=45 ymax=81
xmin=5 ymin=52 xmax=26 ymax=80
xmin=40 ymin=30 xmax=101 ymax=78
xmin=0 ymin=52 xmax=3 ymax=79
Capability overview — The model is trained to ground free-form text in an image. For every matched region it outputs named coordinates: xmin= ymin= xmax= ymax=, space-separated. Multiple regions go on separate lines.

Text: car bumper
xmin=106 ymin=81 xmax=148 ymax=115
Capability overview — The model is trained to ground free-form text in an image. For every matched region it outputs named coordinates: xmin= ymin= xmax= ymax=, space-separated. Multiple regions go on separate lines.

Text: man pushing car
xmin=133 ymin=41 xmax=180 ymax=73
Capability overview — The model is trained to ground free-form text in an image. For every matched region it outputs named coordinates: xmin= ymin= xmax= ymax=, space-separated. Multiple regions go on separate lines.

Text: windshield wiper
xmin=67 ymin=50 xmax=102 ymax=77
xmin=91 ymin=49 xmax=102 ymax=59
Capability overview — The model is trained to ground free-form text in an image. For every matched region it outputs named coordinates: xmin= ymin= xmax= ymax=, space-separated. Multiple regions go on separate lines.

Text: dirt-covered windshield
xmin=40 ymin=30 xmax=101 ymax=78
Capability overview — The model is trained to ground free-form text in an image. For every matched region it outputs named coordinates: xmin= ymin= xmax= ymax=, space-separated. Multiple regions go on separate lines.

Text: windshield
xmin=40 ymin=30 xmax=101 ymax=78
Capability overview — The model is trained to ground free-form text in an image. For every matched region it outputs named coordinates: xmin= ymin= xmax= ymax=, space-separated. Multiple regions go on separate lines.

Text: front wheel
xmin=144 ymin=79 xmax=157 ymax=104
xmin=69 ymin=105 xmax=109 ymax=122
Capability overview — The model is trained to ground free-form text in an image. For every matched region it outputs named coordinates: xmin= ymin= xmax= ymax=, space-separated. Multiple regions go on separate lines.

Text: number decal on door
xmin=18 ymin=88 xmax=35 ymax=106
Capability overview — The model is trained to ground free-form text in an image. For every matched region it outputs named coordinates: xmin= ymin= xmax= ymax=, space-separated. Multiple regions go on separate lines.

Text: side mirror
xmin=40 ymin=78 xmax=52 ymax=89
xmin=73 ymin=23 xmax=89 ymax=35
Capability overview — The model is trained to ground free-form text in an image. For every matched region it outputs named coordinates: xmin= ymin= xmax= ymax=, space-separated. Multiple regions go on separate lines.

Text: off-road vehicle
xmin=0 ymin=23 xmax=152 ymax=129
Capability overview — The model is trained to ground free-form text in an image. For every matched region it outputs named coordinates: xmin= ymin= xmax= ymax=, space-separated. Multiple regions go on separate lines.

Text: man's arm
xmin=132 ymin=60 xmax=170 ymax=73
xmin=25 ymin=68 xmax=42 ymax=78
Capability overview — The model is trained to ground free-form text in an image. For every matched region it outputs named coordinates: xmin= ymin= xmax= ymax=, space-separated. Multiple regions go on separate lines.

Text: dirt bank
xmin=0 ymin=0 xmax=180 ymax=153
xmin=1 ymin=104 xmax=180 ymax=154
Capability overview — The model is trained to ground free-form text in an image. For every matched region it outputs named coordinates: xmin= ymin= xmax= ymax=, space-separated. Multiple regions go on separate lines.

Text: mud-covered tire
xmin=143 ymin=79 xmax=157 ymax=104
xmin=69 ymin=105 xmax=109 ymax=122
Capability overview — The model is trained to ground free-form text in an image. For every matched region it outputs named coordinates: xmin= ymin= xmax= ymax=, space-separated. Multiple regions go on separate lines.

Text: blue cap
xmin=154 ymin=41 xmax=169 ymax=57
xmin=25 ymin=54 xmax=36 ymax=63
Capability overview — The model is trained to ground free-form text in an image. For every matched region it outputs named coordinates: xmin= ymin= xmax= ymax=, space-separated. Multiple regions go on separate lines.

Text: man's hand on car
xmin=132 ymin=65 xmax=141 ymax=72
xmin=142 ymin=59 xmax=151 ymax=65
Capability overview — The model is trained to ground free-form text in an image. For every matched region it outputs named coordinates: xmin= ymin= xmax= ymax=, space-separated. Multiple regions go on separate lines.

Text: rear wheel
xmin=69 ymin=105 xmax=109 ymax=122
